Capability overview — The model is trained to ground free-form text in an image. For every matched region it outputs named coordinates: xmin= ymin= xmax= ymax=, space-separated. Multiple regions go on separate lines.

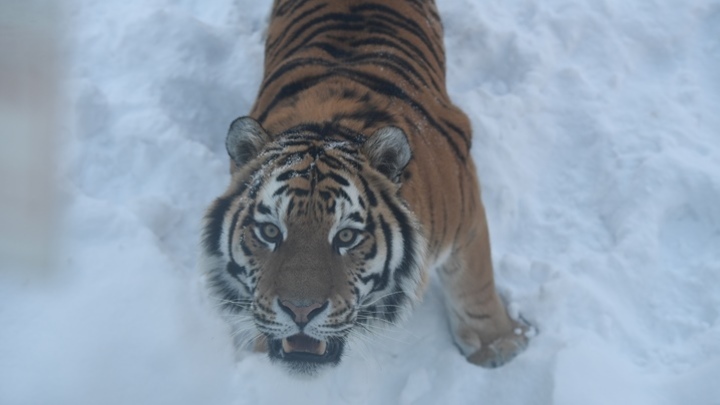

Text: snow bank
xmin=2 ymin=0 xmax=718 ymax=404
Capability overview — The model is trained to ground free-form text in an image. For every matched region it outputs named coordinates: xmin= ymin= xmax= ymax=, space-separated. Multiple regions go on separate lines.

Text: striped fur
xmin=201 ymin=0 xmax=529 ymax=375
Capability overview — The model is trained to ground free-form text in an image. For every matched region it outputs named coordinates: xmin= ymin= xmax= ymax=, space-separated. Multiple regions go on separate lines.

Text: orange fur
xmin=211 ymin=0 xmax=529 ymax=369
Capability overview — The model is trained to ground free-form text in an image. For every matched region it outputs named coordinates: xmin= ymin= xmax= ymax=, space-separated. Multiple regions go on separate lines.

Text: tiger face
xmin=201 ymin=117 xmax=425 ymax=375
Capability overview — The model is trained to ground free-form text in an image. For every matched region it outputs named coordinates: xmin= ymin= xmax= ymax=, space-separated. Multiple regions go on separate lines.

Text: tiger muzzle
xmin=268 ymin=334 xmax=344 ymax=369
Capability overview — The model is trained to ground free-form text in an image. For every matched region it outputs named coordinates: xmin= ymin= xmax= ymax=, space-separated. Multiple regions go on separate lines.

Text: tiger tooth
xmin=281 ymin=338 xmax=292 ymax=353
xmin=317 ymin=340 xmax=327 ymax=355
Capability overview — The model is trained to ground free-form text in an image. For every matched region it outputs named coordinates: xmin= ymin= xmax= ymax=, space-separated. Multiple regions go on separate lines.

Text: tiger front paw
xmin=466 ymin=326 xmax=529 ymax=368
xmin=456 ymin=317 xmax=533 ymax=368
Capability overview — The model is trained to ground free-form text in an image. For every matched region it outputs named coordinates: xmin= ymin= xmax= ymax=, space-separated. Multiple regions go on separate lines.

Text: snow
xmin=2 ymin=0 xmax=719 ymax=404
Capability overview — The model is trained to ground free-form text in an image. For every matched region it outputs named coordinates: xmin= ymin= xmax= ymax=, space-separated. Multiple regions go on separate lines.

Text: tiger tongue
xmin=281 ymin=334 xmax=327 ymax=355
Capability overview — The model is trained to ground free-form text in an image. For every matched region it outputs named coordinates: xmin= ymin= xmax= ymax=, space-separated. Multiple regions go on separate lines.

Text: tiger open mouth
xmin=267 ymin=334 xmax=344 ymax=370
xmin=282 ymin=334 xmax=327 ymax=356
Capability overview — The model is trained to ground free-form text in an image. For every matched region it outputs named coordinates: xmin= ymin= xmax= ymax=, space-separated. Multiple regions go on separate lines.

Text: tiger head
xmin=201 ymin=117 xmax=426 ymax=376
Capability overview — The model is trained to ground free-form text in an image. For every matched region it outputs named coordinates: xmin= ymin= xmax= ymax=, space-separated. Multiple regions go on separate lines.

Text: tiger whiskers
xmin=344 ymin=330 xmax=374 ymax=360
xmin=353 ymin=318 xmax=416 ymax=345
xmin=229 ymin=322 xmax=265 ymax=350
xmin=359 ymin=290 xmax=407 ymax=309
xmin=210 ymin=297 xmax=254 ymax=309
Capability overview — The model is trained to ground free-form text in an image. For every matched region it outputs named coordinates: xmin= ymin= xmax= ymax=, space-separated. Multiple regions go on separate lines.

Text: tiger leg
xmin=438 ymin=204 xmax=530 ymax=368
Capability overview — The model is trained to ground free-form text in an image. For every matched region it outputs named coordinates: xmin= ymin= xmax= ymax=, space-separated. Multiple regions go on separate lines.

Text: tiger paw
xmin=466 ymin=327 xmax=530 ymax=368
xmin=457 ymin=317 xmax=533 ymax=368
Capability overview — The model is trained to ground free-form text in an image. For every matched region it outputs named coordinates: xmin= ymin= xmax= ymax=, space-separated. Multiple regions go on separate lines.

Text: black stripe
xmin=382 ymin=287 xmax=406 ymax=322
xmin=347 ymin=51 xmax=433 ymax=91
xmin=268 ymin=13 xmax=365 ymax=60
xmin=227 ymin=261 xmax=247 ymax=280
xmin=308 ymin=41 xmax=354 ymax=59
xmin=328 ymin=125 xmax=366 ymax=144
xmin=319 ymin=154 xmax=348 ymax=170
xmin=348 ymin=212 xmax=363 ymax=223
xmin=350 ymin=3 xmax=444 ymax=71
xmin=335 ymin=68 xmax=468 ymax=162
xmin=260 ymin=68 xmax=467 ymax=162
xmin=326 ymin=171 xmax=350 ymax=186
xmin=202 ymin=195 xmax=234 ymax=255
xmin=260 ymin=57 xmax=335 ymax=95
xmin=376 ymin=215 xmax=394 ymax=292
xmin=227 ymin=208 xmax=242 ymax=264
xmin=276 ymin=168 xmax=310 ymax=181
xmin=348 ymin=60 xmax=421 ymax=91
xmin=277 ymin=122 xmax=365 ymax=146
xmin=332 ymin=107 xmax=395 ymax=131
xmin=365 ymin=210 xmax=377 ymax=234
xmin=239 ymin=237 xmax=253 ymax=257
xmin=286 ymin=0 xmax=317 ymax=16
xmin=358 ymin=175 xmax=378 ymax=207
xmin=363 ymin=241 xmax=378 ymax=261
xmin=380 ymin=190 xmax=417 ymax=280
xmin=287 ymin=187 xmax=310 ymax=197
xmin=359 ymin=214 xmax=392 ymax=291
xmin=442 ymin=118 xmax=471 ymax=149
xmin=257 ymin=202 xmax=272 ymax=215
xmin=279 ymin=123 xmax=324 ymax=136
xmin=348 ymin=36 xmax=427 ymax=66
xmin=327 ymin=186 xmax=352 ymax=202
xmin=267 ymin=3 xmax=328 ymax=51
xmin=273 ymin=184 xmax=289 ymax=196
xmin=269 ymin=18 xmax=397 ymax=66
xmin=338 ymin=189 xmax=352 ymax=203
xmin=349 ymin=36 xmax=443 ymax=92
xmin=275 ymin=140 xmax=314 ymax=150
xmin=274 ymin=0 xmax=313 ymax=17
xmin=258 ymin=72 xmax=333 ymax=123
xmin=208 ymin=271 xmax=250 ymax=313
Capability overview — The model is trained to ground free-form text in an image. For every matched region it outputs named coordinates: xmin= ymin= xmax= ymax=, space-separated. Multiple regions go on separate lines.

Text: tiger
xmin=201 ymin=0 xmax=530 ymax=376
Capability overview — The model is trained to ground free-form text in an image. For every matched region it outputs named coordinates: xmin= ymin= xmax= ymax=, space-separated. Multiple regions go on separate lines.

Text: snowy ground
xmin=2 ymin=0 xmax=720 ymax=404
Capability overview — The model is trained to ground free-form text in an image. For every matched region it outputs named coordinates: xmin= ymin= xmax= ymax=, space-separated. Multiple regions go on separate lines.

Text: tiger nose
xmin=278 ymin=299 xmax=328 ymax=326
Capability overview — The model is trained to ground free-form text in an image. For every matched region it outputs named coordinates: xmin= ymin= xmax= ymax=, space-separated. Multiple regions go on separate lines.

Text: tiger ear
xmin=226 ymin=116 xmax=271 ymax=167
xmin=363 ymin=126 xmax=412 ymax=183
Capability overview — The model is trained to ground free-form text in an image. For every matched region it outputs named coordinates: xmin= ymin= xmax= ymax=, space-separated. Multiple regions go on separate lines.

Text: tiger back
xmin=201 ymin=0 xmax=530 ymax=376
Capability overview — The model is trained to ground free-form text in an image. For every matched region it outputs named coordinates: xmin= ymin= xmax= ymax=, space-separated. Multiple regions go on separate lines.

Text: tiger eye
xmin=261 ymin=223 xmax=280 ymax=240
xmin=338 ymin=229 xmax=355 ymax=244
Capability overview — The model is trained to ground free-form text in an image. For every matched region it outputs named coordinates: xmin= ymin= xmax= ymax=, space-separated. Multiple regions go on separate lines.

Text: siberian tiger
xmin=201 ymin=0 xmax=530 ymax=375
